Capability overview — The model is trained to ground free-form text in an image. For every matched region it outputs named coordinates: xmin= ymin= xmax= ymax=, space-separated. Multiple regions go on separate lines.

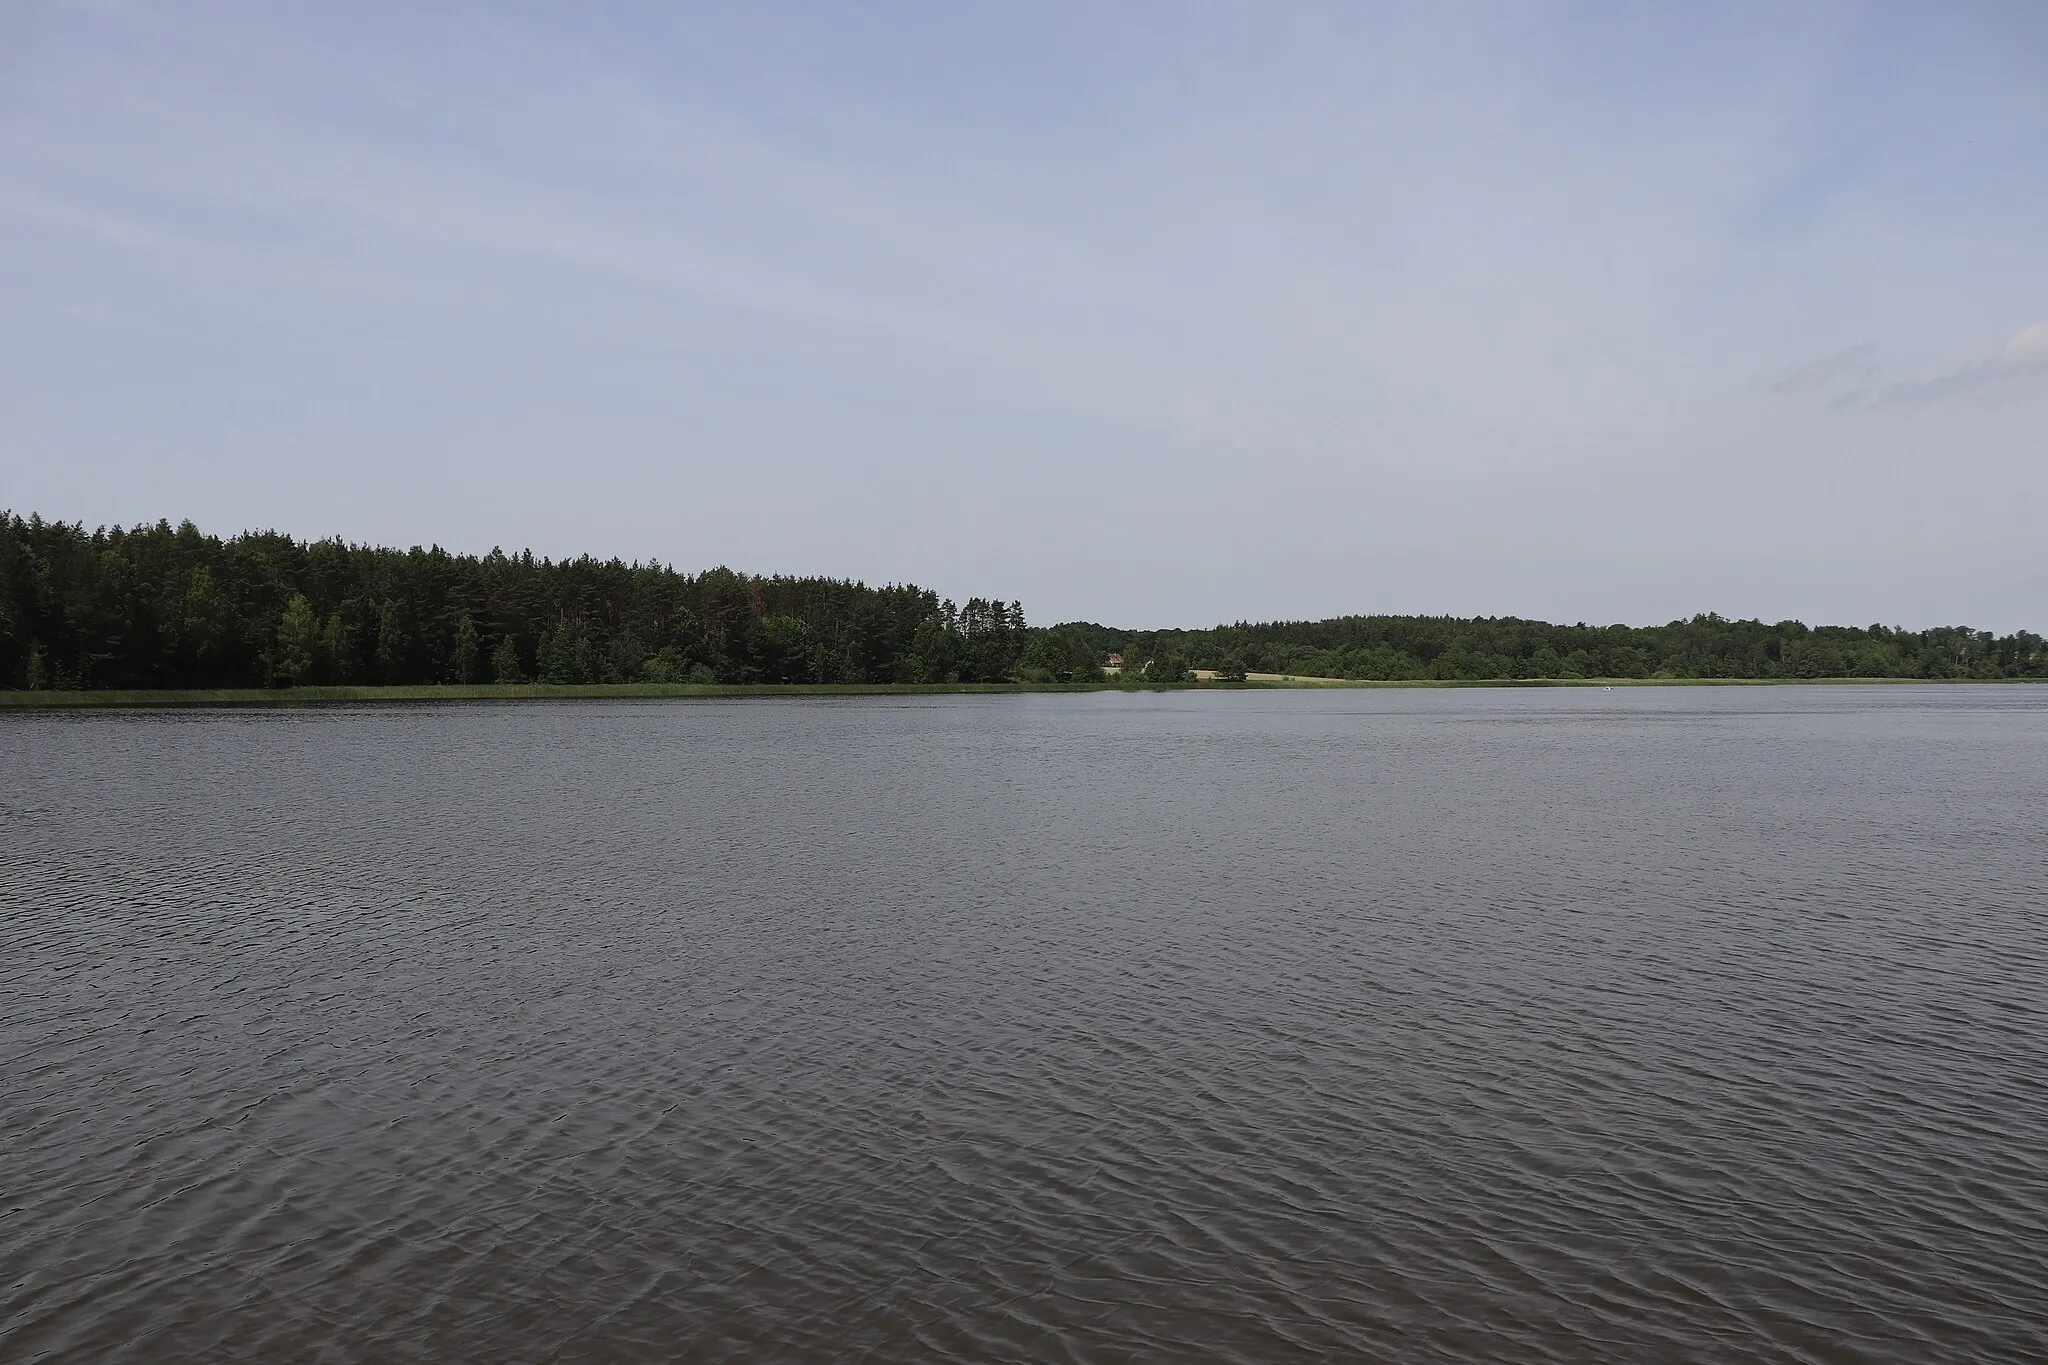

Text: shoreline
xmin=1 ymin=676 xmax=2041 ymax=709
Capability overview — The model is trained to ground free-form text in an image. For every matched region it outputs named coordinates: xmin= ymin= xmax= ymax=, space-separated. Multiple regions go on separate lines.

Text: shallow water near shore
xmin=5 ymin=686 xmax=2046 ymax=1363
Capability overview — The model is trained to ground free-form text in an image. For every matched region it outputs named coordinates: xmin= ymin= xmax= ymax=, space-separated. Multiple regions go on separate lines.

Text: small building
xmin=1105 ymin=652 xmax=1123 ymax=667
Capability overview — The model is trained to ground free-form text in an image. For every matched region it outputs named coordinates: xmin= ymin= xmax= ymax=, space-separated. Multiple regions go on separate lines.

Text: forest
xmin=3 ymin=512 xmax=2044 ymax=689
xmin=1056 ymin=614 xmax=2048 ymax=683
xmin=0 ymin=513 xmax=1026 ymax=689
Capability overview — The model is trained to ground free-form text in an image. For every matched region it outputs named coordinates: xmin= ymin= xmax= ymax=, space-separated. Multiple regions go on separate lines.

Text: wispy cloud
xmin=1765 ymin=325 xmax=2048 ymax=409
xmin=1867 ymin=322 xmax=2048 ymax=406
xmin=0 ymin=181 xmax=177 ymax=252
xmin=3 ymin=2 xmax=2046 ymax=629
xmin=1758 ymin=343 xmax=1878 ymax=398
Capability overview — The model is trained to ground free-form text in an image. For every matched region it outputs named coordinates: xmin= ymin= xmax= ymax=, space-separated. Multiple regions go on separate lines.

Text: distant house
xmin=1105 ymin=652 xmax=1123 ymax=667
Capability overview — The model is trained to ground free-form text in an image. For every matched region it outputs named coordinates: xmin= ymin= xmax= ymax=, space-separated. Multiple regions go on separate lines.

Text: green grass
xmin=1290 ymin=675 xmax=2039 ymax=689
xmin=0 ymin=675 xmax=2035 ymax=708
xmin=0 ymin=681 xmax=1122 ymax=708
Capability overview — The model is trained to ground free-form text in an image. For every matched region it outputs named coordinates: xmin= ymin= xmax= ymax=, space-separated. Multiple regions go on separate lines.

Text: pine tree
xmin=273 ymin=594 xmax=319 ymax=685
xmin=491 ymin=633 xmax=523 ymax=683
xmin=452 ymin=615 xmax=480 ymax=684
xmin=374 ymin=600 xmax=405 ymax=684
xmin=319 ymin=613 xmax=350 ymax=684
xmin=179 ymin=567 xmax=237 ymax=684
xmin=535 ymin=624 xmax=562 ymax=683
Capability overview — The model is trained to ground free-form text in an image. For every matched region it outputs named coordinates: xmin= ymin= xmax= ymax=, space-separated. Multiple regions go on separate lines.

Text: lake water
xmin=4 ymin=686 xmax=2046 ymax=1363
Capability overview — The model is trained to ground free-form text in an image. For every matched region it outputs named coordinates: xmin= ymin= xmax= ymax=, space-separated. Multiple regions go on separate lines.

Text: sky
xmin=2 ymin=1 xmax=2044 ymax=631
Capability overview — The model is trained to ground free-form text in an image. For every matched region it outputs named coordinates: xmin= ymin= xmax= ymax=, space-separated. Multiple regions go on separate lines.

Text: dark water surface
xmin=5 ymin=687 xmax=2047 ymax=1363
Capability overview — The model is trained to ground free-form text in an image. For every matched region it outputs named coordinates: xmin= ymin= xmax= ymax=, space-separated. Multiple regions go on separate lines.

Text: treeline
xmin=0 ymin=513 xmax=1027 ymax=689
xmin=5 ymin=512 xmax=2043 ymax=691
xmin=1054 ymin=613 xmax=2048 ymax=682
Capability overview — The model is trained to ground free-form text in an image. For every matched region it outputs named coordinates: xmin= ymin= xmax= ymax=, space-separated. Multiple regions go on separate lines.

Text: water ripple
xmin=3 ymin=687 xmax=2046 ymax=1362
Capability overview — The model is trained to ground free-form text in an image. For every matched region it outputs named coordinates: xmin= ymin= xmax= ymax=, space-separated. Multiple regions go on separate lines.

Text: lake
xmin=4 ymin=687 xmax=2045 ymax=1363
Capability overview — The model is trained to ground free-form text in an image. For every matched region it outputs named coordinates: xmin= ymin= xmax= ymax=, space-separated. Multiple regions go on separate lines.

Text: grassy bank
xmin=1 ymin=675 xmax=2038 ymax=708
xmin=1241 ymin=675 xmax=2043 ymax=689
xmin=0 ymin=682 xmax=1112 ymax=709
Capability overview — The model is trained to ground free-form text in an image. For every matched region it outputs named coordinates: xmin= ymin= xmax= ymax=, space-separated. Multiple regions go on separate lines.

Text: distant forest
xmin=1066 ymin=616 xmax=2048 ymax=684
xmin=0 ymin=513 xmax=1028 ymax=689
xmin=3 ymin=512 xmax=2043 ymax=690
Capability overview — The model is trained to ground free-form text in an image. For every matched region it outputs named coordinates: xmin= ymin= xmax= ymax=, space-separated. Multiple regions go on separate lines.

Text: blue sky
xmin=2 ymin=1 xmax=2044 ymax=628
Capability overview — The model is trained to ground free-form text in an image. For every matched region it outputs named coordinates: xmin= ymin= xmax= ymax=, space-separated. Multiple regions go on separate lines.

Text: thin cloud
xmin=1867 ymin=321 xmax=2048 ymax=406
xmin=1765 ymin=326 xmax=2048 ymax=410
xmin=5 ymin=3 xmax=2045 ymax=630
xmin=2003 ymin=321 xmax=2048 ymax=364
xmin=0 ymin=181 xmax=176 ymax=252
xmin=1758 ymin=343 xmax=1878 ymax=398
